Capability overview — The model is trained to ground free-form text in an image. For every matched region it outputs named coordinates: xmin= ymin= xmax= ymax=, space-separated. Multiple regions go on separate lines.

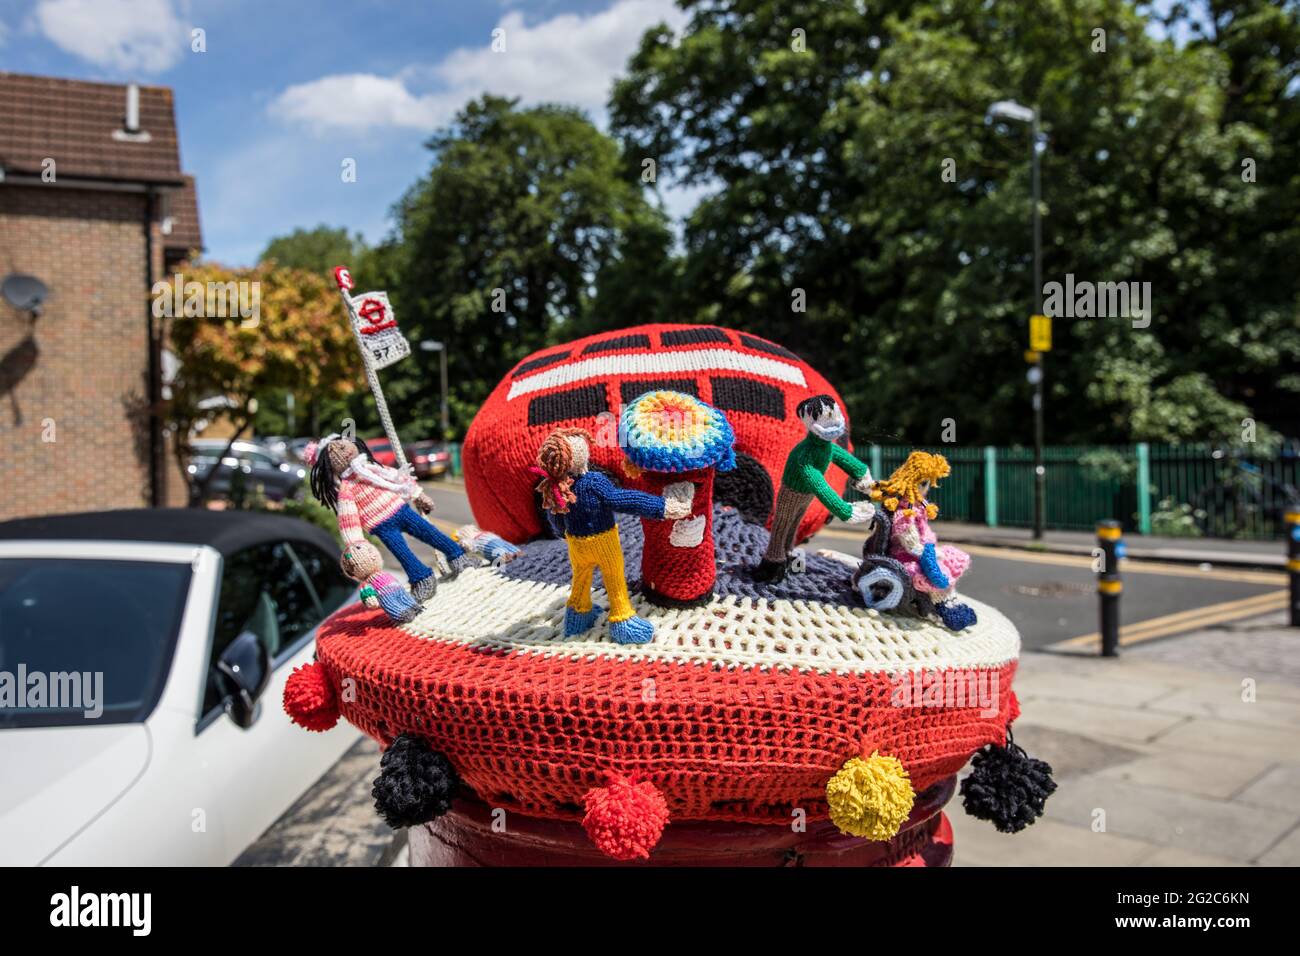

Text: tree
xmin=255 ymin=227 xmax=388 ymax=440
xmin=610 ymin=0 xmax=1300 ymax=446
xmin=380 ymin=95 xmax=675 ymax=440
xmin=168 ymin=262 xmax=362 ymax=499
xmin=260 ymin=225 xmax=367 ymax=275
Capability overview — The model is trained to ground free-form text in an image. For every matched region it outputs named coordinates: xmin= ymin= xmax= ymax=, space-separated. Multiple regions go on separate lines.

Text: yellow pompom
xmin=884 ymin=497 xmax=899 ymax=512
xmin=869 ymin=488 xmax=883 ymax=501
xmin=926 ymin=503 xmax=939 ymax=520
xmin=826 ymin=751 xmax=915 ymax=841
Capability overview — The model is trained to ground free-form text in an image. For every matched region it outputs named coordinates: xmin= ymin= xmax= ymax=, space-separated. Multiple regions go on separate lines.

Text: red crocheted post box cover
xmin=312 ymin=526 xmax=1021 ymax=828
xmin=462 ymin=323 xmax=853 ymax=545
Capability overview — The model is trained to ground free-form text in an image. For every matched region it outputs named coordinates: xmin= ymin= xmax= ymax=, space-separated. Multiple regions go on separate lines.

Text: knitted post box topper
xmin=753 ymin=394 xmax=877 ymax=584
xmin=532 ymin=427 xmax=692 ymax=644
xmin=870 ymin=451 xmax=977 ymax=631
xmin=618 ymin=390 xmax=736 ymax=607
xmin=305 ymin=434 xmax=476 ymax=602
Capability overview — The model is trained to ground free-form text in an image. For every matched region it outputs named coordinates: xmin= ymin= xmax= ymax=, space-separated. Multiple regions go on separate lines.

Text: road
xmin=410 ymin=478 xmax=1288 ymax=653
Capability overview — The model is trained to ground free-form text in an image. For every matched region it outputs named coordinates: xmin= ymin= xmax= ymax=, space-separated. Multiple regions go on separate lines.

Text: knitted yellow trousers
xmin=565 ymin=527 xmax=636 ymax=623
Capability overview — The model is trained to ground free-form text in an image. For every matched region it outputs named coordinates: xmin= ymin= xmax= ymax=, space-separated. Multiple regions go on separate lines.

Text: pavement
xmin=951 ymin=611 xmax=1300 ymax=866
xmin=238 ymin=477 xmax=1299 ymax=866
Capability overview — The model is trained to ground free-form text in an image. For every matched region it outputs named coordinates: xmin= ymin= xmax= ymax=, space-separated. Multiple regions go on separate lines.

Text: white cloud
xmin=268 ymin=0 xmax=686 ymax=133
xmin=33 ymin=0 xmax=186 ymax=73
xmin=270 ymin=73 xmax=457 ymax=132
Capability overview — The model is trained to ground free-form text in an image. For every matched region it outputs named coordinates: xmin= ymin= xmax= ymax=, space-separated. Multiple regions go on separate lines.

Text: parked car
xmin=363 ymin=437 xmax=400 ymax=469
xmin=0 ymin=509 xmax=362 ymax=865
xmin=286 ymin=437 xmax=314 ymax=463
xmin=408 ymin=440 xmax=452 ymax=480
xmin=259 ymin=435 xmax=293 ymax=460
xmin=188 ymin=440 xmax=307 ymax=502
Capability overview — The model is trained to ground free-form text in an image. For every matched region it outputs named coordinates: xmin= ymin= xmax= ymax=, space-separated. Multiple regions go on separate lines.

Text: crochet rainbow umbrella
xmin=620 ymin=390 xmax=736 ymax=474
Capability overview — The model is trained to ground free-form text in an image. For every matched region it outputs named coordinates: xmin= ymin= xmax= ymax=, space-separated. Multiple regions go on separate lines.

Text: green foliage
xmin=609 ymin=0 xmax=1300 ymax=446
xmin=377 ymin=96 xmax=676 ymax=440
xmin=1078 ymin=447 xmax=1136 ymax=483
xmin=280 ymin=494 xmax=349 ymax=545
xmin=260 ymin=225 xmax=367 ymax=276
xmin=1149 ymin=496 xmax=1206 ymax=537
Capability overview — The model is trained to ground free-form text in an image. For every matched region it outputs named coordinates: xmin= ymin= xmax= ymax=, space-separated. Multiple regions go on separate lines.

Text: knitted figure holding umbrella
xmin=754 ymin=394 xmax=877 ymax=583
xmin=305 ymin=434 xmax=476 ymax=602
xmin=619 ymin=390 xmax=736 ymax=606
xmin=870 ymin=450 xmax=978 ymax=631
xmin=532 ymin=427 xmax=693 ymax=644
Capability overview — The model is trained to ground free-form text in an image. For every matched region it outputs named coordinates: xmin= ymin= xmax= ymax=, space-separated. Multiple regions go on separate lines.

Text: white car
xmin=0 ymin=509 xmax=361 ymax=865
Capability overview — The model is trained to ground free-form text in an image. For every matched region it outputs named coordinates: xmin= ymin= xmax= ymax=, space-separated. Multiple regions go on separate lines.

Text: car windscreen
xmin=0 ymin=558 xmax=192 ymax=729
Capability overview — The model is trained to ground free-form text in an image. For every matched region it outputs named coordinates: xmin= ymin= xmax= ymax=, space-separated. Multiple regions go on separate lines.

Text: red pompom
xmin=283 ymin=662 xmax=339 ymax=732
xmin=582 ymin=774 xmax=670 ymax=861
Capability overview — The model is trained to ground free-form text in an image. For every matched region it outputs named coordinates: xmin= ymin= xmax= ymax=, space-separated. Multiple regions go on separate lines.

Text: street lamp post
xmin=989 ymin=100 xmax=1046 ymax=539
xmin=420 ymin=340 xmax=450 ymax=439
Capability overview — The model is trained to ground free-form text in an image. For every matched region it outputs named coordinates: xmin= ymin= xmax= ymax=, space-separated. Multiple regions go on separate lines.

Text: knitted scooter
xmin=305 ymin=434 xmax=476 ymax=602
xmin=532 ymin=427 xmax=692 ymax=644
xmin=870 ymin=451 xmax=977 ymax=630
xmin=753 ymin=394 xmax=877 ymax=583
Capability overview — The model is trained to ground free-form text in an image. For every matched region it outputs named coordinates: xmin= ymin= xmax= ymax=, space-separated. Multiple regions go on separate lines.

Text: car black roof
xmin=0 ymin=508 xmax=340 ymax=558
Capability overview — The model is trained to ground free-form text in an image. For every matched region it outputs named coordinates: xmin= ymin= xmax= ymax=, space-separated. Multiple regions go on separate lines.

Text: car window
xmin=289 ymin=542 xmax=354 ymax=617
xmin=202 ymin=543 xmax=323 ymax=718
xmin=0 ymin=558 xmax=191 ymax=728
xmin=240 ymin=451 xmax=277 ymax=468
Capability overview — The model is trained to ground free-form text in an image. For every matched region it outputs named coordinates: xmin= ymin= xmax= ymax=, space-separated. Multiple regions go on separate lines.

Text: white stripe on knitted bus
xmin=396 ymin=567 xmax=1020 ymax=675
xmin=505 ymin=348 xmax=808 ymax=401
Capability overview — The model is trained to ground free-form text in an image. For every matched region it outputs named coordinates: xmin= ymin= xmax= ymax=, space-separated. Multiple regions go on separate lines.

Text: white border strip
xmin=506 ymin=348 xmax=807 ymax=401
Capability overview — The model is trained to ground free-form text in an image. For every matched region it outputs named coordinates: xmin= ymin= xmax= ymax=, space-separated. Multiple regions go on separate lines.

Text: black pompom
xmin=372 ymin=733 xmax=459 ymax=829
xmin=960 ymin=734 xmax=1057 ymax=833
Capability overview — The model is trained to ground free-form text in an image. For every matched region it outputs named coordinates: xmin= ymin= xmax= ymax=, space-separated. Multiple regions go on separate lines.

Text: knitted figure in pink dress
xmin=870 ymin=451 xmax=977 ymax=631
xmin=305 ymin=434 xmax=476 ymax=602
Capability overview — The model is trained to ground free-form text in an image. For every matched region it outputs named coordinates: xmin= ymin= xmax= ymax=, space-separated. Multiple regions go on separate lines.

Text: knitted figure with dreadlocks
xmin=870 ymin=451 xmax=977 ymax=630
xmin=753 ymin=395 xmax=877 ymax=583
xmin=305 ymin=434 xmax=476 ymax=602
xmin=533 ymin=427 xmax=692 ymax=644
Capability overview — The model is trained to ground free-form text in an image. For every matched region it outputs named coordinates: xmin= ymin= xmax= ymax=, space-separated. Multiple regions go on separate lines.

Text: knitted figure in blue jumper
xmin=533 ymin=428 xmax=692 ymax=644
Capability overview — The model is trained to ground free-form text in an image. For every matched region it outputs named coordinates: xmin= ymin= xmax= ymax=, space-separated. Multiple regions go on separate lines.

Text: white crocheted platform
xmin=394 ymin=565 xmax=1019 ymax=677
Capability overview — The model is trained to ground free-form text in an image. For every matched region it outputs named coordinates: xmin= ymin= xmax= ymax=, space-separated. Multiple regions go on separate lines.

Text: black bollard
xmin=1287 ymin=508 xmax=1300 ymax=628
xmin=1096 ymin=520 xmax=1122 ymax=656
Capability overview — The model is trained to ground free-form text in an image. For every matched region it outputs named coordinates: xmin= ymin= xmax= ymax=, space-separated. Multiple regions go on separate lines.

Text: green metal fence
xmin=847 ymin=443 xmax=1300 ymax=540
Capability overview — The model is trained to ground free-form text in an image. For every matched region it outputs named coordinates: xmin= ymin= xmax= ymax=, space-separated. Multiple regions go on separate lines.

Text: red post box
xmin=620 ymin=390 xmax=735 ymax=607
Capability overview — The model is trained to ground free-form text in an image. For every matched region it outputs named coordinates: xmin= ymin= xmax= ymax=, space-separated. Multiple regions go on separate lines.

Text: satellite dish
xmin=2 ymin=274 xmax=49 ymax=316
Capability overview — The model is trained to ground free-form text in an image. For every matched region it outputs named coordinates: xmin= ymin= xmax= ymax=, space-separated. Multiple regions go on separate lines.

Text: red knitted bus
xmin=462 ymin=323 xmax=856 ymax=544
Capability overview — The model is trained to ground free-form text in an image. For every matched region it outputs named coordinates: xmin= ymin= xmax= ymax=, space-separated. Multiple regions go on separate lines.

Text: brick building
xmin=0 ymin=73 xmax=203 ymax=520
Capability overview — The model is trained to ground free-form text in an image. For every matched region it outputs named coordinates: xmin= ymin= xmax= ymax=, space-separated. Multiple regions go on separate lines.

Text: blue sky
xmin=0 ymin=0 xmax=693 ymax=265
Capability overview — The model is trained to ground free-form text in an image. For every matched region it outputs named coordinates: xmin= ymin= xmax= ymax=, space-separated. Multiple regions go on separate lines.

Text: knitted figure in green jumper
xmin=753 ymin=395 xmax=877 ymax=583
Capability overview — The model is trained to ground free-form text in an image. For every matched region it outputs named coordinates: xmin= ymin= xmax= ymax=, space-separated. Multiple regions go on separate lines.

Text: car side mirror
xmin=216 ymin=630 xmax=270 ymax=729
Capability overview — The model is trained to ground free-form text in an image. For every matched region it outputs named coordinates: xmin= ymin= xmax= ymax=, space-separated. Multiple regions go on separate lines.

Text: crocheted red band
xmin=315 ymin=603 xmax=1019 ymax=826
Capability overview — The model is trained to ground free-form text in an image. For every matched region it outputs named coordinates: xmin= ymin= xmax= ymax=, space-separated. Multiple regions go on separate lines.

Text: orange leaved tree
xmin=166 ymin=261 xmax=361 ymax=502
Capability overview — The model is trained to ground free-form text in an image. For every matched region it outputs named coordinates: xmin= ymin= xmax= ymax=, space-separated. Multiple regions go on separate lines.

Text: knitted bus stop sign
xmin=311 ymin=507 xmax=1020 ymax=829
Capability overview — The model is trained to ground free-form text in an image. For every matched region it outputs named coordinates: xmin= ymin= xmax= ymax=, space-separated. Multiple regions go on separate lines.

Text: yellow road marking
xmin=1115 ymin=589 xmax=1284 ymax=633
xmin=813 ymin=527 xmax=1284 ymax=585
xmin=1050 ymin=590 xmax=1289 ymax=651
